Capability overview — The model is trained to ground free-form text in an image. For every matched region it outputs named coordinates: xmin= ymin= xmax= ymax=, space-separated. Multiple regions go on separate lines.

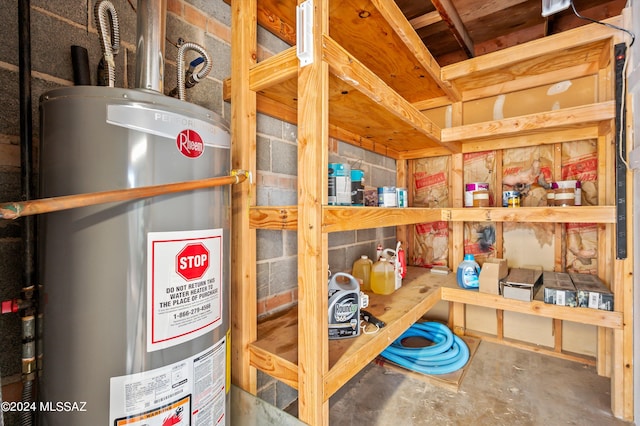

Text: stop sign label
xmin=176 ymin=243 xmax=210 ymax=280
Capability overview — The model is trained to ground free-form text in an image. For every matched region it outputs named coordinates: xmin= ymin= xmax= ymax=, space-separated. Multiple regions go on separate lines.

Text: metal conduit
xmin=17 ymin=1 xmax=37 ymax=425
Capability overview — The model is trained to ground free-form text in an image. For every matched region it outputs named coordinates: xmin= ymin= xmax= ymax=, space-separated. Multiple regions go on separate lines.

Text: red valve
xmin=1 ymin=299 xmax=19 ymax=314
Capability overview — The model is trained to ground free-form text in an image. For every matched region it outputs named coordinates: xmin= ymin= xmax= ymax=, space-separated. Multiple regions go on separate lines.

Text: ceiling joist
xmin=431 ymin=0 xmax=474 ymax=59
xmin=409 ymin=11 xmax=442 ymax=30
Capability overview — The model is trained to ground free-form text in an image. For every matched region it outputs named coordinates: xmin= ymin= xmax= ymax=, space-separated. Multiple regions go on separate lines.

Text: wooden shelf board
xmin=323 ymin=35 xmax=455 ymax=153
xmin=322 ymin=206 xmax=443 ymax=232
xmin=459 ymin=127 xmax=601 ymax=154
xmin=249 ymin=267 xmax=444 ymax=400
xmin=441 ymin=285 xmax=623 ymax=329
xmin=231 ymin=59 xmax=613 ymax=157
xmin=249 ymin=339 xmax=299 ymax=390
xmin=224 ymin=86 xmax=407 ymax=158
xmin=328 ymin=0 xmax=452 ymax=101
xmin=323 ymin=269 xmax=444 ymax=399
xmin=444 ymin=206 xmax=616 ymax=224
xmin=441 ymin=102 xmax=615 ymax=143
xmin=249 ymin=206 xmax=616 ymax=230
xmin=224 ymin=0 xmax=452 ymax=101
xmin=249 ymin=47 xmax=299 ymax=93
xmin=457 ymin=62 xmax=599 ymax=103
xmin=441 ymin=22 xmax=617 ymax=91
xmin=249 ymin=267 xmax=622 ymax=398
xmin=240 ymin=48 xmax=451 ymax=154
xmin=327 ymin=74 xmax=446 ymax=153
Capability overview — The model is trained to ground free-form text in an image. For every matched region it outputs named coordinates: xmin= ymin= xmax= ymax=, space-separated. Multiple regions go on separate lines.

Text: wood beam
xmin=230 ymin=0 xmax=258 ymax=394
xmin=431 ymin=0 xmax=474 ymax=59
xmin=371 ymin=0 xmax=460 ymax=101
xmin=442 ymin=17 xmax=622 ymax=81
xmin=441 ymin=102 xmax=615 ymax=143
xmin=455 ymin=0 xmax=529 ymax=21
xmin=296 ymin=0 xmax=330 ymax=423
xmin=409 ymin=10 xmax=442 ymax=30
xmin=322 ymin=35 xmax=447 ymax=150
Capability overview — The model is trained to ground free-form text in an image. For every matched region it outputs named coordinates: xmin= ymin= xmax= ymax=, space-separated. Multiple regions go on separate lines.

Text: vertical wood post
xmin=297 ymin=0 xmax=330 ymax=424
xmin=230 ymin=0 xmax=258 ymax=393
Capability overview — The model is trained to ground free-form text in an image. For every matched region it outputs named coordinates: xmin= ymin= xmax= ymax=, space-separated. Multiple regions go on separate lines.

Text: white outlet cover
xmin=542 ymin=0 xmax=571 ymax=17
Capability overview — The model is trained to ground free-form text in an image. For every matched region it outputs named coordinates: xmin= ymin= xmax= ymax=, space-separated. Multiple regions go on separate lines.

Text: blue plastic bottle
xmin=456 ymin=254 xmax=480 ymax=289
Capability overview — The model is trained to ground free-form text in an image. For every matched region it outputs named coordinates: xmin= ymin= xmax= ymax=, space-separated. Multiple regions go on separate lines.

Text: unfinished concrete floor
xmin=286 ymin=341 xmax=632 ymax=425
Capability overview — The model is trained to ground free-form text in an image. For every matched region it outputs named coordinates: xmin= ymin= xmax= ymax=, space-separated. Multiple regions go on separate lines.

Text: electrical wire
xmin=569 ymin=1 xmax=634 ymax=170
xmin=380 ymin=322 xmax=470 ymax=375
xmin=569 ymin=0 xmax=635 ymax=46
xmin=620 ymin=47 xmax=630 ymax=170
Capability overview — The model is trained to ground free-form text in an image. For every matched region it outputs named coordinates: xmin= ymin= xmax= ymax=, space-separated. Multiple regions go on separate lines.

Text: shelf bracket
xmin=296 ymin=0 xmax=314 ymax=67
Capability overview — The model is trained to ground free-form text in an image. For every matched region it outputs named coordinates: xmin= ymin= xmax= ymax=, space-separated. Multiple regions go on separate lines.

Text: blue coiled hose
xmin=381 ymin=322 xmax=470 ymax=375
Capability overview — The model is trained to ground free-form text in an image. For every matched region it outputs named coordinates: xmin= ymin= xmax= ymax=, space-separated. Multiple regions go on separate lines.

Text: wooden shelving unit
xmin=249 ymin=266 xmax=624 ymax=391
xmin=228 ymin=1 xmax=634 ymax=424
xmin=249 ymin=206 xmax=617 ymax=231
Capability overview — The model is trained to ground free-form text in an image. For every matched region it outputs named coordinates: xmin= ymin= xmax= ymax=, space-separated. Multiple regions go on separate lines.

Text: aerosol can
xmin=328 ymin=272 xmax=361 ymax=339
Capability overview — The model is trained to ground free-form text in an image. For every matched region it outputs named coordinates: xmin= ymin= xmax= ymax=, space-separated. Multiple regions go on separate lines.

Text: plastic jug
xmin=371 ymin=257 xmax=395 ymax=295
xmin=328 ymin=272 xmax=361 ymax=339
xmin=381 ymin=241 xmax=407 ymax=290
xmin=352 ymin=255 xmax=373 ymax=291
xmin=456 ymin=254 xmax=480 ymax=289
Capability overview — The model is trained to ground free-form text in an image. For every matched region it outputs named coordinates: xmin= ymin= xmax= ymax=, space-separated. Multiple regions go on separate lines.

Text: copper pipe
xmin=0 ymin=170 xmax=248 ymax=220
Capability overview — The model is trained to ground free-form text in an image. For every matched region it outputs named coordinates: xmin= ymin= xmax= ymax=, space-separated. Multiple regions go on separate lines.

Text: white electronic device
xmin=542 ymin=0 xmax=571 ymax=17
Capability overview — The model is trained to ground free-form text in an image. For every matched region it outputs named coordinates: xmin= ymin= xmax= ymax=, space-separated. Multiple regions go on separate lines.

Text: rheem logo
xmin=176 ymin=129 xmax=205 ymax=158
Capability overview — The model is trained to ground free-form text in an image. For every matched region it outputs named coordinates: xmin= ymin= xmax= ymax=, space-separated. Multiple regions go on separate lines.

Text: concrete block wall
xmin=0 ymin=0 xmax=399 ymax=417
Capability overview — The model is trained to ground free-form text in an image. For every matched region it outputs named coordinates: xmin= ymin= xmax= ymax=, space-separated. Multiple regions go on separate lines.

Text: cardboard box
xmin=540 ymin=271 xmax=577 ymax=307
xmin=570 ymin=273 xmax=614 ymax=311
xmin=479 ymin=258 xmax=508 ymax=295
xmin=501 ymin=268 xmax=542 ymax=302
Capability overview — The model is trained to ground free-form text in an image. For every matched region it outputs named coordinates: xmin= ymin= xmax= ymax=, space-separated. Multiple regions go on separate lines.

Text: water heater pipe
xmin=175 ymin=42 xmax=212 ymax=101
xmin=0 ymin=171 xmax=249 ymax=220
xmin=135 ymin=0 xmax=167 ymax=91
xmin=94 ymin=0 xmax=120 ymax=87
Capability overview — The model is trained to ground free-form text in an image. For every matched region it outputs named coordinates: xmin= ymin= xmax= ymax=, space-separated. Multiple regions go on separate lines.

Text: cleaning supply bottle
xmin=382 ymin=247 xmax=400 ymax=290
xmin=456 ymin=254 xmax=480 ymax=289
xmin=393 ymin=241 xmax=407 ymax=289
xmin=352 ymin=255 xmax=373 ymax=291
xmin=371 ymin=257 xmax=395 ymax=295
xmin=382 ymin=241 xmax=406 ymax=290
xmin=327 ymin=272 xmax=361 ymax=339
xmin=397 ymin=243 xmax=406 ymax=280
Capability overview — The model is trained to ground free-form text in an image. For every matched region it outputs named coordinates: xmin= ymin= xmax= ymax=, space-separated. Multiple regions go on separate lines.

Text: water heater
xmin=38 ymin=86 xmax=231 ymax=425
